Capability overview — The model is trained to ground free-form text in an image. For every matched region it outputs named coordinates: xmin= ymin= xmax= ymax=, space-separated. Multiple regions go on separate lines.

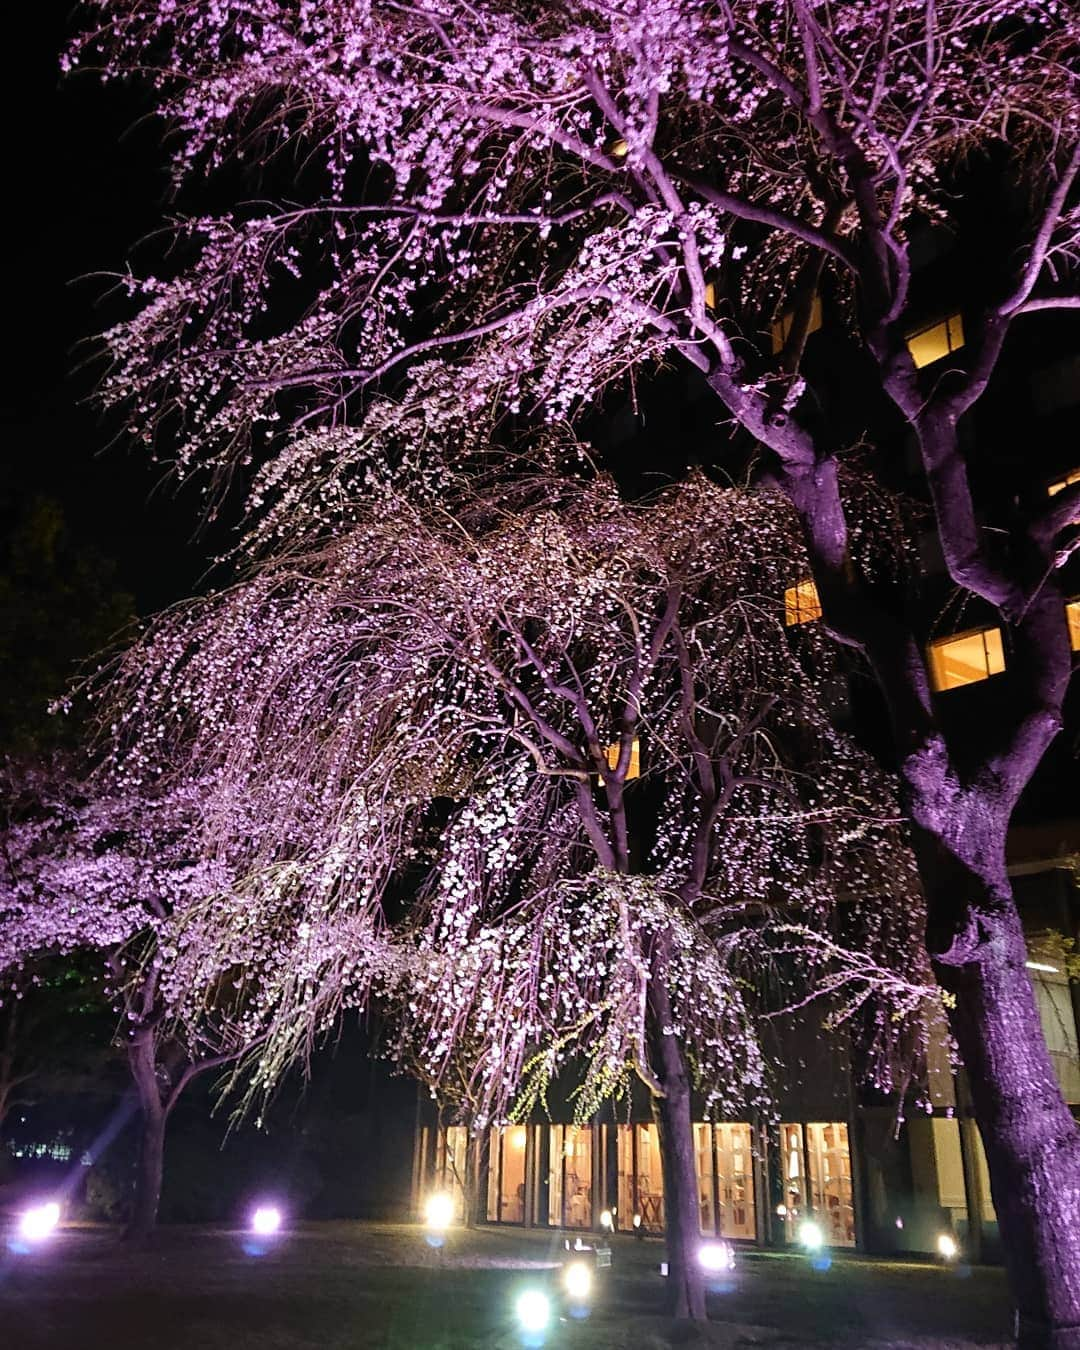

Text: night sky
xmin=5 ymin=7 xmax=209 ymax=619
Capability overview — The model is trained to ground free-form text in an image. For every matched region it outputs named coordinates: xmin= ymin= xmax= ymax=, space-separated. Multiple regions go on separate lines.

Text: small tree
xmin=72 ymin=5 xmax=1080 ymax=1335
xmin=96 ymin=471 xmax=930 ymax=1312
xmin=0 ymin=764 xmax=258 ymax=1243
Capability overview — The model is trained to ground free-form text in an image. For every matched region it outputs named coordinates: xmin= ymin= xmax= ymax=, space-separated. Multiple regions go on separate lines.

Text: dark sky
xmin=4 ymin=6 xmax=207 ymax=616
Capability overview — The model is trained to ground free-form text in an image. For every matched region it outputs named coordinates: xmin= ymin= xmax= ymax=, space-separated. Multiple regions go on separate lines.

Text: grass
xmin=0 ymin=1220 xmax=1013 ymax=1349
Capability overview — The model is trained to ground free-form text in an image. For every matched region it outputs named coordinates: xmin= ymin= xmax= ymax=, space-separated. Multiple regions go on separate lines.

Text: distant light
xmin=698 ymin=1241 xmax=736 ymax=1272
xmin=937 ymin=1232 xmax=959 ymax=1261
xmin=19 ymin=1202 xmax=61 ymax=1242
xmin=599 ymin=1209 xmax=613 ymax=1231
xmin=424 ymin=1192 xmax=455 ymax=1231
xmin=895 ymin=1217 xmax=905 ymax=1229
xmin=799 ymin=1220 xmax=824 ymax=1252
xmin=515 ymin=1288 xmax=551 ymax=1334
xmin=632 ymin=1213 xmax=642 ymax=1229
xmin=251 ymin=1205 xmax=282 ymax=1236
xmin=775 ymin=1203 xmax=788 ymax=1217
xmin=1026 ymin=961 xmax=1059 ymax=974
xmin=563 ymin=1260 xmax=592 ymax=1301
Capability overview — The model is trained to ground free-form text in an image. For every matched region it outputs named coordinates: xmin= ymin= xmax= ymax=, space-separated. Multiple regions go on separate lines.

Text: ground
xmin=0 ymin=1220 xmax=1013 ymax=1349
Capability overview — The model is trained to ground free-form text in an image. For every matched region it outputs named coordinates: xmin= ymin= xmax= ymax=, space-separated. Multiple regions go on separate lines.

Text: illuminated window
xmin=1067 ymin=598 xmax=1080 ymax=652
xmin=487 ymin=1125 xmax=528 ymax=1224
xmin=770 ymin=294 xmax=823 ymax=354
xmin=784 ymin=578 xmax=822 ymax=626
xmin=927 ymin=626 xmax=1006 ymax=691
xmin=605 ymin=736 xmax=641 ymax=779
xmin=1048 ymin=468 xmax=1080 ymax=496
xmin=905 ymin=313 xmax=965 ymax=369
xmin=605 ymin=136 xmax=628 ymax=159
xmin=549 ymin=1125 xmax=593 ymax=1228
xmin=703 ymin=279 xmax=717 ymax=311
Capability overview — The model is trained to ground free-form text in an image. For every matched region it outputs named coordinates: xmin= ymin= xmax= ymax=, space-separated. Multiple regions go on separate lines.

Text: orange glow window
xmin=784 ymin=578 xmax=822 ymax=626
xmin=927 ymin=626 xmax=1005 ymax=691
xmin=905 ymin=313 xmax=965 ymax=369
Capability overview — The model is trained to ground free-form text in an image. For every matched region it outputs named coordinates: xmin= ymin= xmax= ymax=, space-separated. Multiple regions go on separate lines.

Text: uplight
xmin=424 ymin=1192 xmax=455 ymax=1231
xmin=251 ymin=1205 xmax=283 ymax=1236
xmin=599 ymin=1209 xmax=613 ymax=1231
xmin=699 ymin=1240 xmax=736 ymax=1272
xmin=515 ymin=1288 xmax=551 ymax=1334
xmin=799 ymin=1220 xmax=824 ymax=1251
xmin=563 ymin=1259 xmax=592 ymax=1301
xmin=19 ymin=1201 xmax=60 ymax=1242
xmin=937 ymin=1232 xmax=959 ymax=1261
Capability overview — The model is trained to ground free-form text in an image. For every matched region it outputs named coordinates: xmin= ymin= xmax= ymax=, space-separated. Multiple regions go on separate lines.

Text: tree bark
xmin=915 ymin=832 xmax=1080 ymax=1349
xmin=122 ymin=1031 xmax=168 ymax=1246
xmin=648 ymin=949 xmax=707 ymax=1322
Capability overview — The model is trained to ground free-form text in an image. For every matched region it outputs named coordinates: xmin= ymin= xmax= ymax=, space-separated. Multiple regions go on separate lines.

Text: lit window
xmin=605 ymin=136 xmax=628 ymax=159
xmin=1047 ymin=469 xmax=1080 ymax=497
xmin=927 ymin=626 xmax=1005 ymax=691
xmin=704 ymin=279 xmax=717 ymax=311
xmin=605 ymin=737 xmax=641 ymax=780
xmin=905 ymin=313 xmax=965 ymax=369
xmin=1067 ymin=598 xmax=1080 ymax=652
xmin=784 ymin=578 xmax=822 ymax=626
xmin=771 ymin=295 xmax=823 ymax=354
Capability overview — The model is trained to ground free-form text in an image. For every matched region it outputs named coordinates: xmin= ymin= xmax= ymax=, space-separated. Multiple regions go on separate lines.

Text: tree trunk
xmin=648 ymin=955 xmax=707 ymax=1321
xmin=936 ymin=902 xmax=1080 ymax=1349
xmin=914 ymin=827 xmax=1080 ymax=1349
xmin=123 ymin=1032 xmax=168 ymax=1246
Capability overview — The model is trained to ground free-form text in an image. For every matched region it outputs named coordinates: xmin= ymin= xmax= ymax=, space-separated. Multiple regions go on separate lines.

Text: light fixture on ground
xmin=562 ymin=1260 xmax=592 ymax=1302
xmin=424 ymin=1192 xmax=455 ymax=1232
xmin=515 ymin=1288 xmax=551 ymax=1335
xmin=19 ymin=1201 xmax=61 ymax=1243
xmin=798 ymin=1220 xmax=824 ymax=1252
xmin=698 ymin=1240 xmax=736 ymax=1273
xmin=250 ymin=1204 xmax=283 ymax=1236
xmin=937 ymin=1232 xmax=959 ymax=1261
xmin=599 ymin=1209 xmax=613 ymax=1231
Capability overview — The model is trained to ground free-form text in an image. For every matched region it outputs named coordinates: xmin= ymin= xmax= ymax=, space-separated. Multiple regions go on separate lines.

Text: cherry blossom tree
xmin=93 ymin=470 xmax=930 ymax=1314
xmin=0 ymin=762 xmax=259 ymax=1243
xmin=69 ymin=2 xmax=1080 ymax=1337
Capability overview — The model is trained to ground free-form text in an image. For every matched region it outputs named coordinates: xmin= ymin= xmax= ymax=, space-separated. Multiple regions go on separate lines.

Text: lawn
xmin=0 ymin=1220 xmax=1013 ymax=1349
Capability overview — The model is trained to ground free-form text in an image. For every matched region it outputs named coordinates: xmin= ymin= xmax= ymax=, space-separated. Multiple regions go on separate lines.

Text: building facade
xmin=414 ymin=265 xmax=1080 ymax=1263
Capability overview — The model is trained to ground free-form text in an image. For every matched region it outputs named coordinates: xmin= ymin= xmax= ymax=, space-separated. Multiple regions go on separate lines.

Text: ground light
xmin=19 ymin=1201 xmax=61 ymax=1243
xmin=599 ymin=1209 xmax=613 ymax=1231
xmin=562 ymin=1260 xmax=592 ymax=1302
xmin=424 ymin=1192 xmax=455 ymax=1231
xmin=798 ymin=1220 xmax=824 ymax=1252
xmin=251 ymin=1204 xmax=284 ymax=1236
xmin=515 ymin=1288 xmax=551 ymax=1335
xmin=699 ymin=1241 xmax=736 ymax=1273
xmin=937 ymin=1232 xmax=959 ymax=1261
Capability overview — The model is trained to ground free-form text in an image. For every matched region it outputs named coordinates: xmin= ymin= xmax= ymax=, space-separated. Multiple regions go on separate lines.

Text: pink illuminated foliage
xmin=0 ymin=761 xmax=263 ymax=1241
xmin=67 ymin=0 xmax=1080 ymax=1332
xmin=89 ymin=467 xmax=933 ymax=1299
